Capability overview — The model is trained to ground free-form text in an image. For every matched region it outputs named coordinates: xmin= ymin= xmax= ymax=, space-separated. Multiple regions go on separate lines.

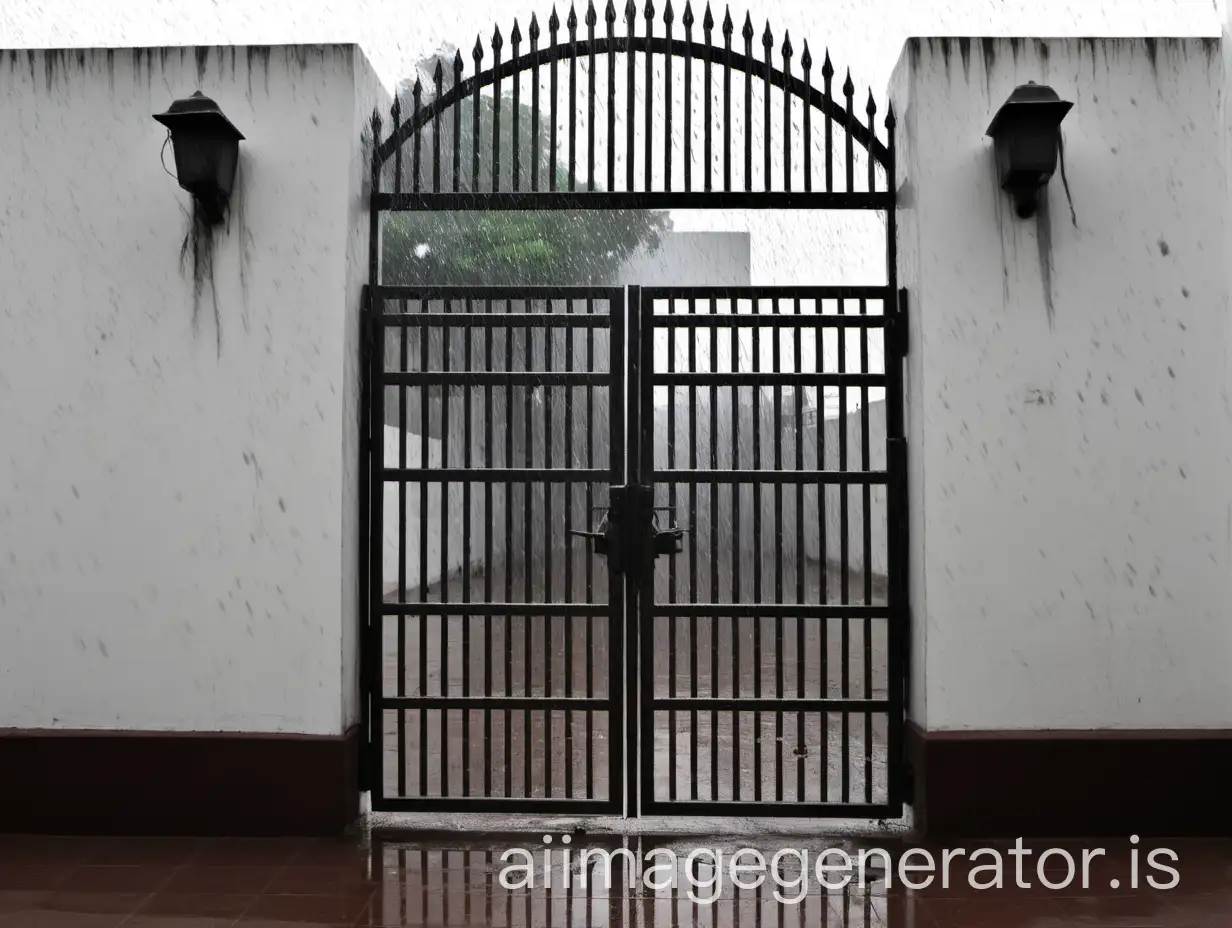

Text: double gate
xmin=359 ymin=1 xmax=907 ymax=819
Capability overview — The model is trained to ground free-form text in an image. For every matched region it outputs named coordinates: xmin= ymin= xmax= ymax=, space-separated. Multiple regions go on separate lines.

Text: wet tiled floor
xmin=1 ymin=831 xmax=1230 ymax=926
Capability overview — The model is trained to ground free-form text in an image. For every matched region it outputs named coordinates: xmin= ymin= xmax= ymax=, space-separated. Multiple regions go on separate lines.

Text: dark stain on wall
xmin=980 ymin=39 xmax=997 ymax=92
xmin=957 ymin=38 xmax=971 ymax=81
xmin=1036 ymin=188 xmax=1056 ymax=330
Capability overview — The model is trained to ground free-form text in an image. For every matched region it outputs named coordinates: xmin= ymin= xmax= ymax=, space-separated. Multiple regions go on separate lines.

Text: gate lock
xmin=569 ymin=485 xmax=686 ymax=574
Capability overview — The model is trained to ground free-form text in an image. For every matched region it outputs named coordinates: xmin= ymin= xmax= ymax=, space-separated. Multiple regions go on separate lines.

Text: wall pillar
xmin=891 ymin=37 xmax=1232 ymax=837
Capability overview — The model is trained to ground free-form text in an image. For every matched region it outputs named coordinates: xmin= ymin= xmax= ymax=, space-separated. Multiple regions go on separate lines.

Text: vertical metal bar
xmin=391 ymin=98 xmax=406 ymax=801
xmin=682 ymin=3 xmax=692 ymax=192
xmin=462 ymin=297 xmax=473 ymax=799
xmin=794 ymin=297 xmax=805 ymax=801
xmin=512 ymin=21 xmax=522 ymax=192
xmin=607 ymin=0 xmax=617 ymax=192
xmin=473 ymin=39 xmax=484 ymax=192
xmin=523 ymin=298 xmax=534 ymax=797
xmin=452 ymin=54 xmax=462 ymax=191
xmin=822 ymin=52 xmax=833 ymax=192
xmin=729 ymin=298 xmax=740 ymax=801
xmin=860 ymin=293 xmax=873 ymax=804
xmin=419 ymin=299 xmax=429 ymax=797
xmin=838 ymin=298 xmax=850 ymax=805
xmin=441 ymin=297 xmax=452 ymax=799
xmin=863 ymin=90 xmax=880 ymax=805
xmin=722 ymin=8 xmax=732 ymax=191
xmin=742 ymin=13 xmax=753 ymax=193
xmin=761 ymin=22 xmax=771 ymax=193
xmin=568 ymin=8 xmax=578 ymax=192
xmin=752 ymin=305 xmax=762 ymax=804
xmin=433 ymin=63 xmax=443 ymax=192
xmin=565 ymin=297 xmax=576 ymax=801
xmin=687 ymin=295 xmax=698 ymax=801
xmin=772 ymin=295 xmax=783 ymax=805
xmin=411 ymin=81 xmax=422 ymax=194
xmin=625 ymin=284 xmax=641 ymax=814
xmin=544 ymin=301 xmax=555 ymax=800
xmin=504 ymin=299 xmax=515 ymax=798
xmin=703 ymin=5 xmax=713 ymax=192
xmin=587 ymin=3 xmax=597 ymax=192
xmin=626 ymin=1 xmax=636 ymax=192
xmin=708 ymin=296 xmax=719 ymax=801
xmin=484 ymin=299 xmax=494 ymax=798
xmin=531 ymin=14 xmax=542 ymax=192
xmin=843 ymin=70 xmax=855 ymax=194
xmin=782 ymin=32 xmax=792 ymax=193
xmin=802 ymin=44 xmax=811 ymax=193
xmin=817 ymin=301 xmax=827 ymax=803
xmin=664 ymin=1 xmax=674 ymax=192
xmin=610 ymin=288 xmax=627 ymax=812
xmin=549 ymin=9 xmax=560 ymax=192
xmin=493 ymin=29 xmax=503 ymax=192
xmin=638 ymin=285 xmax=655 ymax=814
xmin=644 ymin=1 xmax=655 ymax=193
xmin=585 ymin=295 xmax=595 ymax=799
xmin=365 ymin=111 xmax=384 ymax=808
xmin=667 ymin=298 xmax=677 ymax=803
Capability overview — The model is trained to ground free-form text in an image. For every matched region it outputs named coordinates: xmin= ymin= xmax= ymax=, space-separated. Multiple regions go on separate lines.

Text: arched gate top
xmin=371 ymin=0 xmax=895 ymax=211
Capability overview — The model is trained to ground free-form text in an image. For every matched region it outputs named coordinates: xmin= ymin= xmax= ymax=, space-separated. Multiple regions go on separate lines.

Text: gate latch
xmin=650 ymin=507 xmax=686 ymax=557
xmin=571 ymin=487 xmax=688 ymax=572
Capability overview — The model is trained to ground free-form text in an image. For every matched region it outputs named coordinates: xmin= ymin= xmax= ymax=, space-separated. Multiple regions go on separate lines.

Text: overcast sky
xmin=0 ymin=0 xmax=1222 ymax=94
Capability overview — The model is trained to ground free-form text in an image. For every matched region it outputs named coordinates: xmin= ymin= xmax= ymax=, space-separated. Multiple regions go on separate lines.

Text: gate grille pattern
xmin=370 ymin=286 xmax=625 ymax=812
xmin=639 ymin=287 xmax=898 ymax=817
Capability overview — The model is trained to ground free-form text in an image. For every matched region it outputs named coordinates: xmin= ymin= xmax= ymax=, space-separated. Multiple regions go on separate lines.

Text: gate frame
xmin=358 ymin=0 xmax=908 ymax=819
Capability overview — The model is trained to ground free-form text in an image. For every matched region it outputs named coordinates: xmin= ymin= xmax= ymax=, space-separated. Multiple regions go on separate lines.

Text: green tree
xmin=381 ymin=47 xmax=669 ymax=286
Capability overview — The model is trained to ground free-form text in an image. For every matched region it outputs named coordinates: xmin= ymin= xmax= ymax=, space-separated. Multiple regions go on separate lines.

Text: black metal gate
xmin=360 ymin=0 xmax=906 ymax=819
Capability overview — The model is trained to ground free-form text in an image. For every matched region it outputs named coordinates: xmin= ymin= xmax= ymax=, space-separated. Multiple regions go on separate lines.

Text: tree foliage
xmin=381 ymin=49 xmax=668 ymax=286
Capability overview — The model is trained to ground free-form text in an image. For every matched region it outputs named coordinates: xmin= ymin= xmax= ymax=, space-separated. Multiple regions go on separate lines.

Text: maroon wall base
xmin=0 ymin=727 xmax=360 ymax=836
xmin=908 ymin=722 xmax=1232 ymax=838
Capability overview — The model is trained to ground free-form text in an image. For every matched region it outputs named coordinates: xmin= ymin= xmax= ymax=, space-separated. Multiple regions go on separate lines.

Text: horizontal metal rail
xmin=376 ymin=191 xmax=892 ymax=211
xmin=651 ymin=604 xmax=890 ymax=618
xmin=385 ymin=371 xmax=609 ymax=386
xmin=381 ymin=696 xmax=610 ymax=710
xmin=378 ymin=312 xmax=613 ymax=328
xmin=650 ymin=371 xmax=885 ymax=386
xmin=651 ymin=315 xmax=888 ymax=329
xmin=383 ymin=467 xmax=611 ymax=483
xmin=640 ymin=801 xmax=897 ymax=818
xmin=374 ymin=285 xmax=623 ymax=300
xmin=648 ymin=698 xmax=890 ymax=712
xmin=381 ymin=602 xmax=611 ymax=616
xmin=653 ymin=469 xmax=888 ymax=485
xmin=644 ymin=285 xmax=893 ymax=299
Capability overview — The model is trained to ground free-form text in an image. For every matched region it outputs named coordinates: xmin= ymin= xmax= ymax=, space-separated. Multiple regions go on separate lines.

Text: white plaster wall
xmin=891 ymin=37 xmax=1232 ymax=731
xmin=0 ymin=45 xmax=386 ymax=734
xmin=342 ymin=49 xmax=391 ymax=730
xmin=616 ymin=231 xmax=751 ymax=286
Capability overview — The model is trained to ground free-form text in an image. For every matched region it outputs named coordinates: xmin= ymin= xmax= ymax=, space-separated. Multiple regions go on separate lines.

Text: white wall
xmin=0 ymin=45 xmax=387 ymax=735
xmin=892 ymin=37 xmax=1232 ymax=731
xmin=616 ymin=231 xmax=751 ymax=286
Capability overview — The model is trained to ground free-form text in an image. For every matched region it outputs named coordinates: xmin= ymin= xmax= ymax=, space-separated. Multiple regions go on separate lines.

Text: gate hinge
xmin=891 ymin=287 xmax=909 ymax=359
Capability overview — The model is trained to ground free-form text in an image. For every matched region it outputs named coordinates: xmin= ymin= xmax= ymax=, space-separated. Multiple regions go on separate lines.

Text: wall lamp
xmin=986 ymin=82 xmax=1072 ymax=219
xmin=154 ymin=91 xmax=244 ymax=225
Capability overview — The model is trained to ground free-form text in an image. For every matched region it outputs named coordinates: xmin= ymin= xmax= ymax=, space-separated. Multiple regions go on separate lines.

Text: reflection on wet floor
xmin=2 ymin=832 xmax=1230 ymax=926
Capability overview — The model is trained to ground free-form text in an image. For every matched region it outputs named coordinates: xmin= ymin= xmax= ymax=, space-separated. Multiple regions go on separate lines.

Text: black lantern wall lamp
xmin=153 ymin=91 xmax=244 ymax=225
xmin=986 ymin=82 xmax=1073 ymax=219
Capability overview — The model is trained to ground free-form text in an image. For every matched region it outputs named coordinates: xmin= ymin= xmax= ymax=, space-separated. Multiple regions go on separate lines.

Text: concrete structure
xmin=892 ymin=36 xmax=1232 ymax=835
xmin=2 ymin=29 xmax=1231 ymax=839
xmin=0 ymin=44 xmax=387 ymax=834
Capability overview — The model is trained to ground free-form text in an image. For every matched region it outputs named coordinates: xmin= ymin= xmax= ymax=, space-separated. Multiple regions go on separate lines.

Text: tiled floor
xmin=1 ymin=832 xmax=1230 ymax=926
